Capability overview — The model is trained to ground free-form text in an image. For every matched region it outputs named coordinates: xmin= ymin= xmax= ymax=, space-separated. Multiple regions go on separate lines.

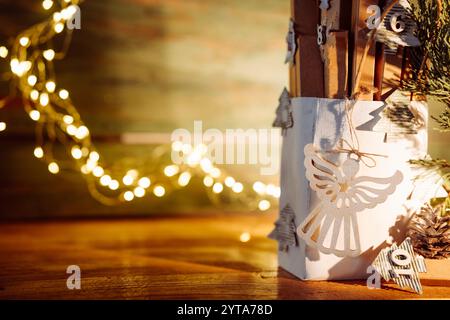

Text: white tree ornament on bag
xmin=297 ymin=144 xmax=403 ymax=257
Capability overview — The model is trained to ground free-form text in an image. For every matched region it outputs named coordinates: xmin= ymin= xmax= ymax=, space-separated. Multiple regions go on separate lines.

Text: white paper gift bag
xmin=273 ymin=96 xmax=428 ymax=280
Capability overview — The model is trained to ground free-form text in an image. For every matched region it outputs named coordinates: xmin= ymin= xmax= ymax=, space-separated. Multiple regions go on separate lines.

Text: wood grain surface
xmin=0 ymin=213 xmax=448 ymax=299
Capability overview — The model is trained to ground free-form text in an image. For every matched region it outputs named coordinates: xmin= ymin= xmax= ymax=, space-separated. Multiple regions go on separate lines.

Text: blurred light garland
xmin=0 ymin=0 xmax=280 ymax=210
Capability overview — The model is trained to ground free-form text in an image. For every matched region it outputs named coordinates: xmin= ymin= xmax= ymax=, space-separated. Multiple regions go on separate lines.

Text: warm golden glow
xmin=34 ymin=147 xmax=44 ymax=158
xmin=0 ymin=46 xmax=8 ymax=58
xmin=100 ymin=175 xmax=112 ymax=186
xmin=48 ymin=162 xmax=59 ymax=174
xmin=29 ymin=110 xmax=40 ymax=121
xmin=258 ymin=200 xmax=271 ymax=211
xmin=19 ymin=37 xmax=30 ymax=47
xmin=203 ymin=176 xmax=214 ymax=187
xmin=71 ymin=146 xmax=83 ymax=159
xmin=43 ymin=49 xmax=55 ymax=61
xmin=164 ymin=165 xmax=179 ymax=177
xmin=42 ymin=0 xmax=53 ymax=10
xmin=212 ymin=182 xmax=223 ymax=194
xmin=59 ymin=89 xmax=69 ymax=100
xmin=178 ymin=172 xmax=191 ymax=187
xmin=27 ymin=75 xmax=37 ymax=86
xmin=45 ymin=81 xmax=56 ymax=93
xmin=153 ymin=185 xmax=165 ymax=197
xmin=138 ymin=177 xmax=151 ymax=189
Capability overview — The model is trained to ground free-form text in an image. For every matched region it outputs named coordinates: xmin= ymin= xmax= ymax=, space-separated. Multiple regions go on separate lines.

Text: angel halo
xmin=297 ymin=143 xmax=403 ymax=257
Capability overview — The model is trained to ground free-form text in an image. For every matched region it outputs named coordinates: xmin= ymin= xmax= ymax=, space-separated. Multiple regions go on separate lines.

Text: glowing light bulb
xmin=153 ymin=185 xmax=165 ymax=197
xmin=27 ymin=75 xmax=37 ymax=86
xmin=63 ymin=115 xmax=73 ymax=124
xmin=0 ymin=46 xmax=8 ymax=58
xmin=10 ymin=59 xmax=31 ymax=76
xmin=240 ymin=232 xmax=251 ymax=243
xmin=122 ymin=175 xmax=134 ymax=186
xmin=30 ymin=90 xmax=39 ymax=101
xmin=258 ymin=200 xmax=271 ymax=211
xmin=100 ymin=175 xmax=112 ymax=186
xmin=93 ymin=166 xmax=104 ymax=177
xmin=127 ymin=169 xmax=139 ymax=178
xmin=178 ymin=172 xmax=191 ymax=187
xmin=138 ymin=177 xmax=151 ymax=188
xmin=59 ymin=89 xmax=69 ymax=100
xmin=45 ymin=81 xmax=56 ymax=93
xmin=34 ymin=147 xmax=44 ymax=158
xmin=53 ymin=12 xmax=62 ymax=22
xmin=224 ymin=176 xmax=235 ymax=187
xmin=203 ymin=176 xmax=214 ymax=187
xmin=200 ymin=158 xmax=213 ymax=173
xmin=29 ymin=110 xmax=40 ymax=121
xmin=19 ymin=37 xmax=30 ymax=47
xmin=232 ymin=182 xmax=243 ymax=193
xmin=212 ymin=182 xmax=223 ymax=194
xmin=71 ymin=146 xmax=82 ymax=159
xmin=75 ymin=126 xmax=89 ymax=139
xmin=42 ymin=0 xmax=53 ymax=10
xmin=265 ymin=184 xmax=277 ymax=196
xmin=61 ymin=5 xmax=77 ymax=20
xmin=252 ymin=181 xmax=265 ymax=195
xmin=164 ymin=165 xmax=179 ymax=177
xmin=54 ymin=23 xmax=64 ymax=33
xmin=123 ymin=191 xmax=134 ymax=202
xmin=80 ymin=165 xmax=89 ymax=174
xmin=66 ymin=125 xmax=77 ymax=135
xmin=187 ymin=152 xmax=201 ymax=167
xmin=272 ymin=186 xmax=281 ymax=198
xmin=108 ymin=180 xmax=119 ymax=190
xmin=134 ymin=186 xmax=145 ymax=198
xmin=43 ymin=49 xmax=55 ymax=61
xmin=48 ymin=162 xmax=59 ymax=174
xmin=0 ymin=122 xmax=5 ymax=132
xmin=81 ymin=147 xmax=89 ymax=157
xmin=39 ymin=93 xmax=49 ymax=106
xmin=210 ymin=168 xmax=221 ymax=178
xmin=89 ymin=151 xmax=100 ymax=162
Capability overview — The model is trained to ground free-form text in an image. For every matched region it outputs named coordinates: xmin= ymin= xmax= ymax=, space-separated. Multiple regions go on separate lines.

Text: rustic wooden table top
xmin=0 ymin=213 xmax=448 ymax=300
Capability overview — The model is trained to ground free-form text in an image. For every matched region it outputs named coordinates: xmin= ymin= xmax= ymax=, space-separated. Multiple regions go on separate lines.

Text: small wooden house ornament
xmin=269 ymin=204 xmax=298 ymax=252
xmin=285 ymin=19 xmax=297 ymax=64
xmin=272 ymin=87 xmax=293 ymax=135
xmin=375 ymin=0 xmax=420 ymax=54
xmin=372 ymin=237 xmax=427 ymax=294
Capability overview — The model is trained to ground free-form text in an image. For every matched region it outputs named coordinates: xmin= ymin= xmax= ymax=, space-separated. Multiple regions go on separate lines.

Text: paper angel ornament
xmin=297 ymin=144 xmax=403 ymax=257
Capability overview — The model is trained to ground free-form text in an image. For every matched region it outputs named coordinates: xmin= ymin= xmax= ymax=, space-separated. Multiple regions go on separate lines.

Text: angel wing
xmin=342 ymin=172 xmax=403 ymax=213
xmin=303 ymin=144 xmax=343 ymax=204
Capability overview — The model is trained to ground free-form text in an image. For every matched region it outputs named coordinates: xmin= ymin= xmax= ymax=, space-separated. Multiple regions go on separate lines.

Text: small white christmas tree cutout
xmin=272 ymin=88 xmax=293 ymax=135
xmin=297 ymin=143 xmax=403 ymax=257
xmin=372 ymin=237 xmax=427 ymax=294
xmin=269 ymin=204 xmax=298 ymax=252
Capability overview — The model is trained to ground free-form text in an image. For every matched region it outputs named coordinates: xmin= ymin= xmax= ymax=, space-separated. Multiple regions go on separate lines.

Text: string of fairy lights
xmin=0 ymin=0 xmax=280 ymax=212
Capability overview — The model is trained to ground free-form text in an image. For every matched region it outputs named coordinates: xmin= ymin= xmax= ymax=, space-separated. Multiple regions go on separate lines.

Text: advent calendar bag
xmin=271 ymin=95 xmax=428 ymax=280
